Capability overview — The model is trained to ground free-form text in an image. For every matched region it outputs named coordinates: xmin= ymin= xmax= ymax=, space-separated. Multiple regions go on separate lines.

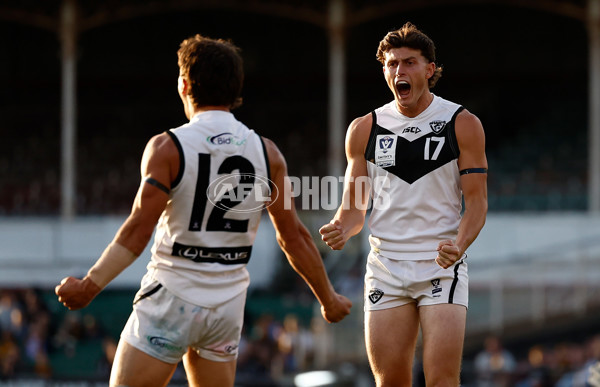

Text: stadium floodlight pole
xmin=327 ymin=0 xmax=346 ymax=192
xmin=588 ymin=0 xmax=600 ymax=213
xmin=60 ymin=0 xmax=78 ymax=220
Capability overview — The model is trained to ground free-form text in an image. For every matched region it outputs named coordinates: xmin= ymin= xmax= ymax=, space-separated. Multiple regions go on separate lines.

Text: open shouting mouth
xmin=396 ymin=80 xmax=411 ymax=97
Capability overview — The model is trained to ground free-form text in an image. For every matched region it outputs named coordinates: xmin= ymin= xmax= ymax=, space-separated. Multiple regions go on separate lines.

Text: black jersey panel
xmin=388 ymin=134 xmax=456 ymax=184
xmin=364 ymin=108 xmax=462 ymax=184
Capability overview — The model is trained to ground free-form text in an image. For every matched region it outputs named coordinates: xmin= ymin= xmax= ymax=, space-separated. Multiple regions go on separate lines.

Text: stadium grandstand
xmin=1 ymin=0 xmax=600 ymax=385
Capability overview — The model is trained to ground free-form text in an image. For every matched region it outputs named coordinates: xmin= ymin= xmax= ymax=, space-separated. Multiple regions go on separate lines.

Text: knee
xmin=373 ymin=370 xmax=412 ymax=387
xmin=424 ymin=372 xmax=461 ymax=387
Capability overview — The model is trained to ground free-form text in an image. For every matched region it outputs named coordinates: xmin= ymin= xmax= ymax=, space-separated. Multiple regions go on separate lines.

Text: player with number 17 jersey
xmin=149 ymin=110 xmax=270 ymax=308
xmin=365 ymin=95 xmax=463 ymax=260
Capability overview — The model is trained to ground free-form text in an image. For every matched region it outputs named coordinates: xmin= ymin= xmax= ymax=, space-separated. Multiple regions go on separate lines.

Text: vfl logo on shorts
xmin=368 ymin=288 xmax=384 ymax=304
xmin=431 ymin=279 xmax=442 ymax=297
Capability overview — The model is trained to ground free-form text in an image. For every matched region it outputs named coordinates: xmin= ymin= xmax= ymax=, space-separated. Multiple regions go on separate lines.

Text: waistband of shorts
xmin=370 ymin=248 xmax=468 ymax=263
xmin=370 ymin=247 xmax=436 ymax=260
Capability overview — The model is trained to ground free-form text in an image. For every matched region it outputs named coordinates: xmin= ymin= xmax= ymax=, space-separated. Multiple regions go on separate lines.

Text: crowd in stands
xmin=470 ymin=335 xmax=600 ymax=387
xmin=0 ymin=287 xmax=337 ymax=384
xmin=0 ymin=289 xmax=52 ymax=380
xmin=1 ymin=287 xmax=599 ymax=386
xmin=0 ymin=110 xmax=591 ymax=216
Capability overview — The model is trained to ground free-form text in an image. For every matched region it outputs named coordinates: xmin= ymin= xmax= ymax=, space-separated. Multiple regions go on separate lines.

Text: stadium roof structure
xmin=0 ymin=0 xmax=591 ymax=30
xmin=1 ymin=0 xmax=599 ymax=216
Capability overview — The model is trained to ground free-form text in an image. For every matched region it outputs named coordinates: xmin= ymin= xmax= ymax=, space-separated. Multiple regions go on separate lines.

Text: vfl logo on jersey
xmin=379 ymin=136 xmax=394 ymax=152
xmin=207 ymin=132 xmax=247 ymax=146
xmin=431 ymin=279 xmax=442 ymax=297
xmin=368 ymin=288 xmax=384 ymax=304
xmin=429 ymin=120 xmax=446 ymax=134
xmin=375 ymin=135 xmax=397 ymax=168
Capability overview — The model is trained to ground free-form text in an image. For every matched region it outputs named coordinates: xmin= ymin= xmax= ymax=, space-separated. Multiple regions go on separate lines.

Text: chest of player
xmin=364 ymin=114 xmax=461 ymax=184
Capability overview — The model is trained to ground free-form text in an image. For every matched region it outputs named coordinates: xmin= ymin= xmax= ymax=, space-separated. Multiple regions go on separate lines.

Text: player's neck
xmin=194 ymin=105 xmax=230 ymax=113
xmin=186 ymin=104 xmax=230 ymax=119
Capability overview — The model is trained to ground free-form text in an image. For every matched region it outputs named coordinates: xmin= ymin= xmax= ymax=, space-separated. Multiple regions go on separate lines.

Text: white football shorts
xmin=364 ymin=250 xmax=468 ymax=311
xmin=120 ymin=275 xmax=246 ymax=364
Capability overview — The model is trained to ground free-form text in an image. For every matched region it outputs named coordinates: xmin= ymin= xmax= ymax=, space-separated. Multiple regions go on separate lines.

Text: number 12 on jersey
xmin=189 ymin=153 xmax=256 ymax=233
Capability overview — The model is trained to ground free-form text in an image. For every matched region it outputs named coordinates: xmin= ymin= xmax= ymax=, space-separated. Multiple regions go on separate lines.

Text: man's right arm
xmin=319 ymin=114 xmax=372 ymax=250
xmin=55 ymin=132 xmax=177 ymax=310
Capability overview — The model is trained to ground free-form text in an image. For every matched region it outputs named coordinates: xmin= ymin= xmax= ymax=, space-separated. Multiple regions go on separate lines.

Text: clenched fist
xmin=55 ymin=276 xmax=102 ymax=310
xmin=319 ymin=220 xmax=348 ymax=250
xmin=436 ymin=240 xmax=462 ymax=269
xmin=320 ymin=292 xmax=352 ymax=323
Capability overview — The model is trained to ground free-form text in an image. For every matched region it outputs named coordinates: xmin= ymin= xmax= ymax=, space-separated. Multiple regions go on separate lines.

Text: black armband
xmin=145 ymin=177 xmax=170 ymax=194
xmin=459 ymin=168 xmax=487 ymax=175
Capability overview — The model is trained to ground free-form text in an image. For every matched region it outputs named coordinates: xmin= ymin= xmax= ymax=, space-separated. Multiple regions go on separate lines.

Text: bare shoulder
xmin=348 ymin=113 xmax=372 ymax=138
xmin=147 ymin=131 xmax=177 ymax=153
xmin=455 ymin=109 xmax=484 ymax=139
xmin=141 ymin=131 xmax=180 ymax=179
xmin=261 ymin=136 xmax=286 ymax=172
xmin=347 ymin=113 xmax=373 ymax=156
xmin=455 ymin=109 xmax=485 ymax=150
xmin=143 ymin=132 xmax=180 ymax=165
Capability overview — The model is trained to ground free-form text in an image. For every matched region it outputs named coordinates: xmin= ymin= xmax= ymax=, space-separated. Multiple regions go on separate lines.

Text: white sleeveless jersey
xmin=148 ymin=110 xmax=270 ymax=307
xmin=364 ymin=95 xmax=464 ymax=260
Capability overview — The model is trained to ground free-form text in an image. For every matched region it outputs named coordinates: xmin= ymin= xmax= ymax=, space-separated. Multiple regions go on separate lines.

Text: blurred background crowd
xmin=1 ymin=286 xmax=599 ymax=386
xmin=0 ymin=101 xmax=589 ymax=216
xmin=1 ymin=0 xmax=600 ymax=386
xmin=0 ymin=0 xmax=593 ymax=216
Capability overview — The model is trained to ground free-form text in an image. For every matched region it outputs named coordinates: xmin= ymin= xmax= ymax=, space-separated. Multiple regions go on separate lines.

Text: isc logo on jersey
xmin=402 ymin=126 xmax=421 ymax=134
xmin=207 ymin=132 xmax=247 ymax=146
xmin=375 ymin=135 xmax=397 ymax=167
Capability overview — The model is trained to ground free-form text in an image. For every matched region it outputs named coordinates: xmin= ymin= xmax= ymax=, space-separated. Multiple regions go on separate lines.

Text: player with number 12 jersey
xmin=150 ymin=110 xmax=269 ymax=308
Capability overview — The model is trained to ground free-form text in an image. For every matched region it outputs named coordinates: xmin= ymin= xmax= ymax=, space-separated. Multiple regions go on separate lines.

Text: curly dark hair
xmin=177 ymin=34 xmax=244 ymax=109
xmin=376 ymin=22 xmax=443 ymax=88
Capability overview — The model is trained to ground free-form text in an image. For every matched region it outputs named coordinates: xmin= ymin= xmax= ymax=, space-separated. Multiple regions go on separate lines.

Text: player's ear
xmin=178 ymin=75 xmax=189 ymax=96
xmin=426 ymin=62 xmax=435 ymax=79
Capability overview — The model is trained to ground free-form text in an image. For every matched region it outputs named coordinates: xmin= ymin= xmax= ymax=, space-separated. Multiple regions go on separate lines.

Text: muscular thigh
xmin=419 ymin=304 xmax=466 ymax=384
xmin=183 ymin=348 xmax=236 ymax=387
xmin=110 ymin=340 xmax=177 ymax=387
xmin=365 ymin=304 xmax=420 ymax=385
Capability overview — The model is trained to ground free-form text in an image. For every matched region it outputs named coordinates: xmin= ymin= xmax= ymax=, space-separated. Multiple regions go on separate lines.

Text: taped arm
xmin=56 ymin=133 xmax=177 ymax=310
xmin=89 ymin=132 xmax=178 ymax=285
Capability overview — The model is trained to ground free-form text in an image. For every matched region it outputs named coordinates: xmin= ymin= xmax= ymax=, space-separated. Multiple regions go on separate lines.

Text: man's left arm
xmin=436 ymin=109 xmax=488 ymax=269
